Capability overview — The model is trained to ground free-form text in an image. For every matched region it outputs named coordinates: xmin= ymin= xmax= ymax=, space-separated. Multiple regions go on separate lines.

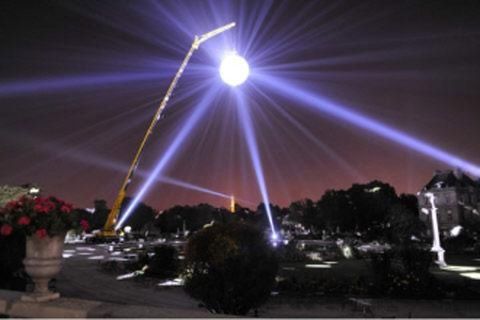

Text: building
xmin=417 ymin=169 xmax=480 ymax=232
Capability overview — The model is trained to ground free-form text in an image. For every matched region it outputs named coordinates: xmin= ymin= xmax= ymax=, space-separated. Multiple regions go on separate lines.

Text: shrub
xmin=276 ymin=242 xmax=309 ymax=262
xmin=184 ymin=222 xmax=278 ymax=315
xmin=443 ymin=231 xmax=476 ymax=254
xmin=369 ymin=244 xmax=441 ymax=298
xmin=146 ymin=245 xmax=179 ymax=280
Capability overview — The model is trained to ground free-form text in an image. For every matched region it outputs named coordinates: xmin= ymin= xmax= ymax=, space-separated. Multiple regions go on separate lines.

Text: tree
xmin=90 ymin=199 xmax=110 ymax=231
xmin=254 ymin=202 xmax=282 ymax=231
xmin=119 ymin=197 xmax=156 ymax=231
xmin=399 ymin=194 xmax=419 ymax=217
xmin=184 ymin=222 xmax=278 ymax=315
xmin=289 ymin=198 xmax=321 ymax=232
xmin=385 ymin=203 xmax=426 ymax=244
xmin=155 ymin=205 xmax=184 ymax=233
xmin=73 ymin=208 xmax=93 ymax=232
xmin=348 ymin=180 xmax=398 ymax=231
xmin=146 ymin=245 xmax=179 ymax=279
xmin=155 ymin=204 xmax=240 ymax=234
xmin=0 ymin=185 xmax=30 ymax=207
xmin=318 ymin=189 xmax=356 ymax=232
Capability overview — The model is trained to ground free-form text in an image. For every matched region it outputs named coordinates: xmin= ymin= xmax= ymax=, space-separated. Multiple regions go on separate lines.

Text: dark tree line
xmin=287 ymin=180 xmax=424 ymax=242
xmin=74 ymin=197 xmax=157 ymax=232
xmin=75 ymin=180 xmax=424 ymax=243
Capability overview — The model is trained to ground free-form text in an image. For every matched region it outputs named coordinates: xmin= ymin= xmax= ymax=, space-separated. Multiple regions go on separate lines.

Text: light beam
xmin=116 ymin=86 xmax=219 ymax=230
xmin=234 ymin=91 xmax=277 ymax=239
xmin=254 ymin=73 xmax=480 ymax=177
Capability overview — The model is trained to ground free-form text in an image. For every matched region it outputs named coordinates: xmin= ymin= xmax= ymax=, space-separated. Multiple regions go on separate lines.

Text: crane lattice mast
xmin=100 ymin=22 xmax=236 ymax=237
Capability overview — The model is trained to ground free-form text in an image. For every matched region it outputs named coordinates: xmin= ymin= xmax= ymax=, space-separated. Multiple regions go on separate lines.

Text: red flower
xmin=0 ymin=224 xmax=13 ymax=236
xmin=36 ymin=228 xmax=47 ymax=238
xmin=34 ymin=204 xmax=47 ymax=213
xmin=5 ymin=200 xmax=18 ymax=210
xmin=44 ymin=200 xmax=55 ymax=212
xmin=60 ymin=204 xmax=72 ymax=213
xmin=33 ymin=197 xmax=56 ymax=214
xmin=80 ymin=219 xmax=89 ymax=231
xmin=17 ymin=216 xmax=31 ymax=226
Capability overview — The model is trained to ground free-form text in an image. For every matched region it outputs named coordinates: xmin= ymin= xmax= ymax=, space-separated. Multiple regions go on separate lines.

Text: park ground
xmin=53 ymin=242 xmax=480 ymax=317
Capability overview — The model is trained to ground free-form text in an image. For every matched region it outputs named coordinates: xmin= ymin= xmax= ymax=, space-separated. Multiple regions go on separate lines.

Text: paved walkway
xmin=57 ymin=243 xmax=200 ymax=310
xmin=261 ymin=298 xmax=480 ymax=317
xmin=23 ymin=243 xmax=480 ymax=317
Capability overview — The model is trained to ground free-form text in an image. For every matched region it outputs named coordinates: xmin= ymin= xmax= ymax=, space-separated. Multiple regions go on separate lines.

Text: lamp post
xmin=424 ymin=192 xmax=447 ymax=267
xmin=100 ymin=22 xmax=236 ymax=237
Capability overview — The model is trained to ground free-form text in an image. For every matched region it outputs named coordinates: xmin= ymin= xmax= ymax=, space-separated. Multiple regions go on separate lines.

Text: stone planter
xmin=21 ymin=233 xmax=65 ymax=302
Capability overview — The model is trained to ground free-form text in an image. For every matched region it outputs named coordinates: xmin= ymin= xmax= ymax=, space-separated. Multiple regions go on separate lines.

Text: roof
xmin=423 ymin=169 xmax=479 ymax=190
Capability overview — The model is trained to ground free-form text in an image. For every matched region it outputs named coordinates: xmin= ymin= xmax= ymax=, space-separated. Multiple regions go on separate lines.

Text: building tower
xmin=230 ymin=195 xmax=235 ymax=213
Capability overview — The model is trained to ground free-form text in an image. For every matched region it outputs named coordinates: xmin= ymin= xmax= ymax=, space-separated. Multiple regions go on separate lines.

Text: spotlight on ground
xmin=220 ymin=53 xmax=249 ymax=86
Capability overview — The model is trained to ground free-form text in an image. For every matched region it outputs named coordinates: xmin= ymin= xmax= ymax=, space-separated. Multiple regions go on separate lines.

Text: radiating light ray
xmin=251 ymin=111 xmax=294 ymax=202
xmin=234 ymin=91 xmax=277 ymax=238
xmin=251 ymin=1 xmax=366 ymax=64
xmin=243 ymin=90 xmax=305 ymax=201
xmin=158 ymin=176 xmax=228 ymax=200
xmin=1 ymin=98 xmax=255 ymax=207
xmin=144 ymin=2 xmax=192 ymax=40
xmin=253 ymin=73 xmax=480 ymax=177
xmin=0 ymin=71 xmax=170 ymax=97
xmin=116 ymin=85 xmax=219 ymax=230
xmin=175 ymin=93 xmax=227 ymax=202
xmin=305 ymin=3 xmax=406 ymax=50
xmin=250 ymin=83 xmax=365 ymax=181
xmin=46 ymin=142 xmax=237 ymax=202
xmin=240 ymin=1 xmax=274 ymax=57
xmin=250 ymin=2 xmax=321 ymax=63
xmin=59 ymin=1 xmax=188 ymax=55
xmin=255 ymin=49 xmax=467 ymax=82
xmin=252 ymin=2 xmax=409 ymax=68
xmin=250 ymin=88 xmax=351 ymax=198
xmin=0 ymin=78 xmax=213 ymax=179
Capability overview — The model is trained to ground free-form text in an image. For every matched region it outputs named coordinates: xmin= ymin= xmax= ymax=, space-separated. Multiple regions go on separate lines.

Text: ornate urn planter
xmin=0 ymin=195 xmax=88 ymax=302
xmin=21 ymin=233 xmax=65 ymax=302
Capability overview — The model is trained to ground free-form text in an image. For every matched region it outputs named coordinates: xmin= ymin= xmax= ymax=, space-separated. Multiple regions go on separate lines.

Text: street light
xmin=100 ymin=22 xmax=236 ymax=237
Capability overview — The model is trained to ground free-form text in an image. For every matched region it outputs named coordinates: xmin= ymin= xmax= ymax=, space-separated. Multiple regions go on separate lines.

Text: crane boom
xmin=100 ymin=22 xmax=235 ymax=237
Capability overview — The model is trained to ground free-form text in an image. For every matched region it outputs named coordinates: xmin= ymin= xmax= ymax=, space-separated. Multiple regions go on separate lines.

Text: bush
xmin=184 ymin=222 xmax=278 ymax=315
xmin=276 ymin=242 xmax=309 ymax=262
xmin=369 ymin=244 xmax=441 ymax=298
xmin=443 ymin=231 xmax=476 ymax=254
xmin=146 ymin=245 xmax=179 ymax=280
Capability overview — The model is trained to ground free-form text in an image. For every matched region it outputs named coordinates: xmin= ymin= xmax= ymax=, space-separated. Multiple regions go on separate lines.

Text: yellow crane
xmin=99 ymin=23 xmax=236 ymax=239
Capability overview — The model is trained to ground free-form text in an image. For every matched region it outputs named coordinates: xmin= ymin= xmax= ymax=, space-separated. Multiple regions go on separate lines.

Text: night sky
xmin=1 ymin=0 xmax=480 ymax=210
